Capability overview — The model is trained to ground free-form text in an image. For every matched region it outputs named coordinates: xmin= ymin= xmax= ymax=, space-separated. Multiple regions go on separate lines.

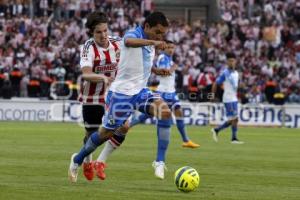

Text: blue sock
xmin=215 ymin=121 xmax=231 ymax=133
xmin=176 ymin=119 xmax=189 ymax=142
xmin=231 ymin=125 xmax=238 ymax=141
xmin=130 ymin=113 xmax=150 ymax=127
xmin=73 ymin=132 xmax=102 ymax=165
xmin=156 ymin=126 xmax=170 ymax=162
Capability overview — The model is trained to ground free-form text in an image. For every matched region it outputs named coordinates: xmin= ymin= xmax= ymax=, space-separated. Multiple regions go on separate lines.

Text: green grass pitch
xmin=0 ymin=122 xmax=300 ymax=200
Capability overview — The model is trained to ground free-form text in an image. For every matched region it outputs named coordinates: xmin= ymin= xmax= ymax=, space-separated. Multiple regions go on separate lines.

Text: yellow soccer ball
xmin=174 ymin=166 xmax=200 ymax=192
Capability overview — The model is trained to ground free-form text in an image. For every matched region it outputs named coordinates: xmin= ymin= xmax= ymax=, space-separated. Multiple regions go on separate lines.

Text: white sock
xmin=97 ymin=140 xmax=116 ymax=162
xmin=83 ymin=153 xmax=92 ymax=163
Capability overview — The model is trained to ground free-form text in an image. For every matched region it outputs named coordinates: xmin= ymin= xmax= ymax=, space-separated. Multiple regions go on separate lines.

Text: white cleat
xmin=231 ymin=140 xmax=244 ymax=144
xmin=152 ymin=161 xmax=167 ymax=180
xmin=68 ymin=153 xmax=79 ymax=183
xmin=211 ymin=128 xmax=218 ymax=142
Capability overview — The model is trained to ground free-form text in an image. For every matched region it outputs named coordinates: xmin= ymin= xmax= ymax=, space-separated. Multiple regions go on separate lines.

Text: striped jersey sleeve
xmin=80 ymin=39 xmax=95 ymax=68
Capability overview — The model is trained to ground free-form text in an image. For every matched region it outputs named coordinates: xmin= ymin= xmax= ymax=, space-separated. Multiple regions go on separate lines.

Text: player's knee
xmin=174 ymin=107 xmax=182 ymax=118
xmin=99 ymin=127 xmax=114 ymax=141
xmin=119 ymin=123 xmax=130 ymax=134
xmin=161 ymin=109 xmax=172 ymax=120
xmin=229 ymin=118 xmax=238 ymax=126
xmin=233 ymin=120 xmax=238 ymax=126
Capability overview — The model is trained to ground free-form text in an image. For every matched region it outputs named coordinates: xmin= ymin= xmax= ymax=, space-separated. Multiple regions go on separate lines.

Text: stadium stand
xmin=0 ymin=0 xmax=299 ymax=103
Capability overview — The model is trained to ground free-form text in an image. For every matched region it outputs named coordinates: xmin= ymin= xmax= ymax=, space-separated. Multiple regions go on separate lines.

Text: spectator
xmin=0 ymin=0 xmax=299 ymax=104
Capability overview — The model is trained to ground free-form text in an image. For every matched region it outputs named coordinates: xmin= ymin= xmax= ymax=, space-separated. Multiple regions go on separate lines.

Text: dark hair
xmin=165 ymin=40 xmax=174 ymax=44
xmin=85 ymin=11 xmax=108 ymax=37
xmin=226 ymin=52 xmax=236 ymax=59
xmin=143 ymin=11 xmax=169 ymax=28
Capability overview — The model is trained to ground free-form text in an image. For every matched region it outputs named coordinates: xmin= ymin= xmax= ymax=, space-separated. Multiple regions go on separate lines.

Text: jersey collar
xmin=93 ymin=38 xmax=112 ymax=50
xmin=162 ymin=52 xmax=171 ymax=59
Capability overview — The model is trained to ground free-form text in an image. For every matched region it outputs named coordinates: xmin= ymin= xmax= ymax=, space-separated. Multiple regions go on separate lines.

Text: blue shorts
xmin=155 ymin=91 xmax=181 ymax=110
xmin=103 ymin=88 xmax=161 ymax=129
xmin=224 ymin=102 xmax=238 ymax=120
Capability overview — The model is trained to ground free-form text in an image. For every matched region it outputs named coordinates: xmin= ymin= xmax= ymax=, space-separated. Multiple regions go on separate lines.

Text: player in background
xmin=77 ymin=11 xmax=129 ymax=182
xmin=69 ymin=12 xmax=172 ymax=182
xmin=210 ymin=53 xmax=244 ymax=144
xmin=130 ymin=41 xmax=200 ymax=149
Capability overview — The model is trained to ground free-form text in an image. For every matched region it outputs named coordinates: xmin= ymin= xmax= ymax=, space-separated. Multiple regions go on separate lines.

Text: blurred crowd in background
xmin=0 ymin=0 xmax=300 ymax=104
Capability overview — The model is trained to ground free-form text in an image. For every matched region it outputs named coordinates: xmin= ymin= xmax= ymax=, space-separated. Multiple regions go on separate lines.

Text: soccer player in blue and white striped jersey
xmin=68 ymin=12 xmax=172 ymax=182
xmin=211 ymin=53 xmax=244 ymax=144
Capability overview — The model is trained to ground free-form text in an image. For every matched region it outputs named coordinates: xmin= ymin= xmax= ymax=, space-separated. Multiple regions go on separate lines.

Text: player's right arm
xmin=80 ymin=44 xmax=113 ymax=84
xmin=123 ymin=31 xmax=167 ymax=50
xmin=81 ymin=67 xmax=114 ymax=83
xmin=211 ymin=70 xmax=226 ymax=101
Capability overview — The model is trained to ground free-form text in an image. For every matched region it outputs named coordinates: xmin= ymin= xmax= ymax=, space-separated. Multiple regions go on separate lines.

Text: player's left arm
xmin=151 ymin=67 xmax=170 ymax=76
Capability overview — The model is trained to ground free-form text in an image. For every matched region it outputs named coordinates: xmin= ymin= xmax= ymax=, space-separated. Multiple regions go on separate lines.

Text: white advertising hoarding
xmin=0 ymin=100 xmax=299 ymax=128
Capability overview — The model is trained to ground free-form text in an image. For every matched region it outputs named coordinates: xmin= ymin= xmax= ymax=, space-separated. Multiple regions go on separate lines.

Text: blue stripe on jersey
xmin=123 ymin=26 xmax=146 ymax=40
xmin=83 ymin=39 xmax=94 ymax=52
xmin=216 ymin=69 xmax=227 ymax=85
xmin=108 ymin=36 xmax=122 ymax=42
xmin=156 ymin=53 xmax=171 ymax=69
xmin=217 ymin=68 xmax=238 ymax=90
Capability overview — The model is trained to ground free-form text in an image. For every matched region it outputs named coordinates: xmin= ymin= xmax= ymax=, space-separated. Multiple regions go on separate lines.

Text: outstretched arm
xmin=124 ymin=38 xmax=167 ymax=49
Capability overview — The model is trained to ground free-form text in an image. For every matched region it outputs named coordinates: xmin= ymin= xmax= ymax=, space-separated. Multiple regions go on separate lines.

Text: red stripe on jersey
xmin=103 ymin=50 xmax=112 ymax=64
xmin=92 ymin=43 xmax=101 ymax=71
xmin=103 ymin=50 xmax=112 ymax=77
xmin=86 ymin=82 xmax=96 ymax=103
xmin=111 ymin=41 xmax=119 ymax=51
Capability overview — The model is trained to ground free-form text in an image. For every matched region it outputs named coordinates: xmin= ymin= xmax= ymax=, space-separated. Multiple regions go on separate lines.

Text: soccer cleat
xmin=182 ymin=140 xmax=200 ymax=148
xmin=152 ymin=161 xmax=167 ymax=180
xmin=211 ymin=128 xmax=218 ymax=142
xmin=83 ymin=162 xmax=94 ymax=181
xmin=231 ymin=140 xmax=244 ymax=144
xmin=68 ymin=153 xmax=79 ymax=183
xmin=94 ymin=161 xmax=107 ymax=180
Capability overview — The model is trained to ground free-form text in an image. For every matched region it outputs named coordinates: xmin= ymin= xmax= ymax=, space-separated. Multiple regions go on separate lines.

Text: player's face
xmin=227 ymin=58 xmax=236 ymax=69
xmin=165 ymin=44 xmax=175 ymax=55
xmin=93 ymin=23 xmax=109 ymax=47
xmin=144 ymin=23 xmax=168 ymax=41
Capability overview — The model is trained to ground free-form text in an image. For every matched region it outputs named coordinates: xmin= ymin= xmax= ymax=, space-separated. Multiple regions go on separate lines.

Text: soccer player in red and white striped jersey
xmin=73 ymin=11 xmax=128 ymax=183
xmin=78 ymin=36 xmax=120 ymax=104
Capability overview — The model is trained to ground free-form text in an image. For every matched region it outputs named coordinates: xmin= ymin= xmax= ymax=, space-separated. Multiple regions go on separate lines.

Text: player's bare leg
xmin=148 ymin=98 xmax=172 ymax=120
xmin=173 ymin=108 xmax=200 ymax=148
xmin=95 ymin=123 xmax=130 ymax=180
xmin=69 ymin=127 xmax=114 ymax=182
xmin=211 ymin=119 xmax=232 ymax=142
xmin=231 ymin=118 xmax=244 ymax=144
